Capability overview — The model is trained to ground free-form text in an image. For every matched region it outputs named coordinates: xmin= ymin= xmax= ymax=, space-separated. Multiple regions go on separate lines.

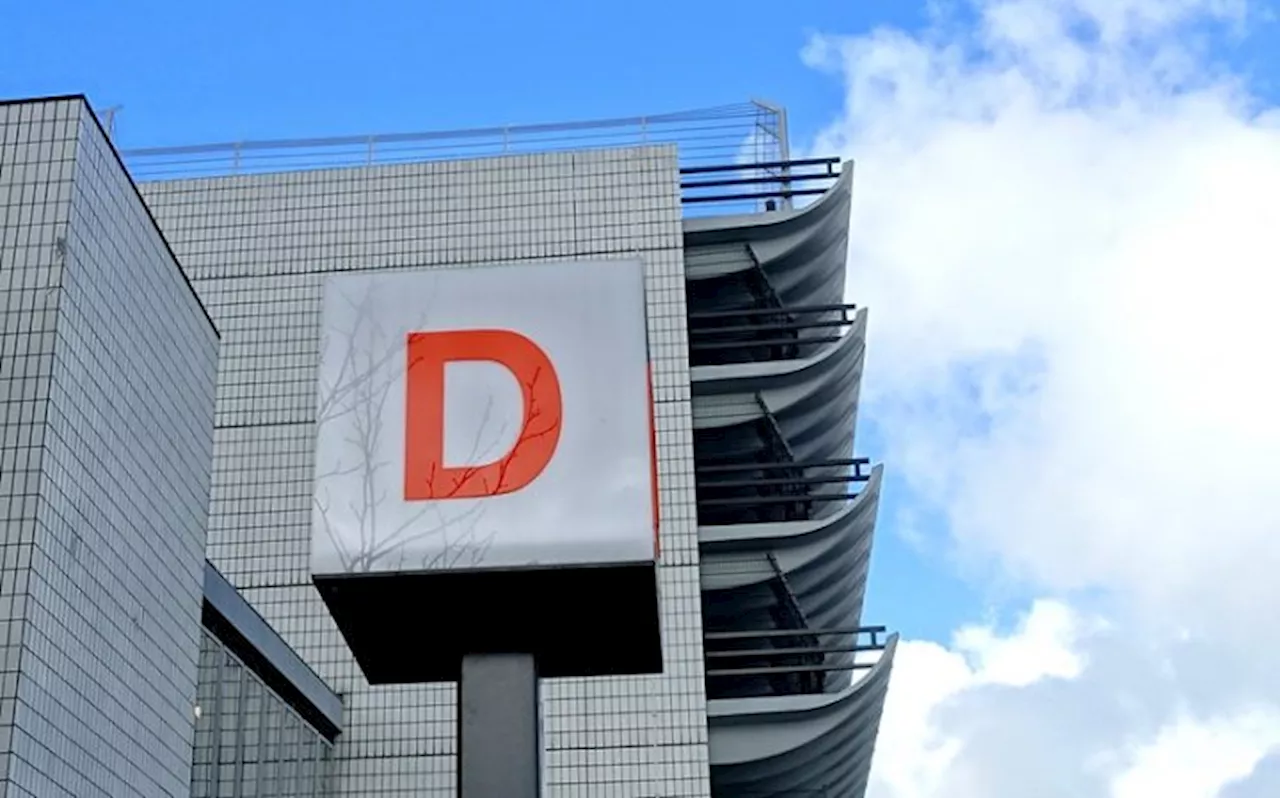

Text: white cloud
xmin=952 ymin=599 xmax=1090 ymax=686
xmin=800 ymin=0 xmax=1280 ymax=794
xmin=872 ymin=601 xmax=1090 ymax=797
xmin=875 ymin=613 xmax=1280 ymax=797
xmin=1111 ymin=708 xmax=1280 ymax=798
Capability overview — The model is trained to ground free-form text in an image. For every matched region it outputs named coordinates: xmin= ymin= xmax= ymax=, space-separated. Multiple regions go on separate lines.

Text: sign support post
xmin=458 ymin=653 xmax=542 ymax=798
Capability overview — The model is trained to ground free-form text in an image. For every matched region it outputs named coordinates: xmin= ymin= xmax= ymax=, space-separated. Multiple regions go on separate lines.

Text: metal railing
xmin=696 ymin=457 xmax=873 ymax=525
xmin=115 ymin=102 xmax=840 ymax=216
xmin=122 ymin=103 xmax=781 ymax=175
xmin=687 ymin=302 xmax=858 ymax=366
xmin=704 ymin=625 xmax=888 ymax=699
xmin=680 ymin=155 xmax=841 ymax=208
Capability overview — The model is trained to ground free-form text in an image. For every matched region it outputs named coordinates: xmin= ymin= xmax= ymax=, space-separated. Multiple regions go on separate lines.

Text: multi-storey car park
xmin=0 ymin=94 xmax=894 ymax=797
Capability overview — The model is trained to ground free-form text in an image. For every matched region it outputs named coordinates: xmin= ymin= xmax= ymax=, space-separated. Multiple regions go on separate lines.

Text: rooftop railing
xmin=119 ymin=101 xmax=843 ymax=216
xmin=680 ymin=155 xmax=840 ymax=207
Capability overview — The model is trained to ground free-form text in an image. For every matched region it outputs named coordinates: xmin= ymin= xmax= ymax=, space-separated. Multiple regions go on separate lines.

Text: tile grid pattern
xmin=0 ymin=97 xmax=69 ymax=798
xmin=0 ymin=98 xmax=220 ymax=797
xmin=141 ymin=147 xmax=712 ymax=797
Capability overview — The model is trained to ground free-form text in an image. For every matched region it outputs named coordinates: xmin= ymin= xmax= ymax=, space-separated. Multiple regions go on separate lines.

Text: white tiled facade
xmin=140 ymin=148 xmax=712 ymax=796
xmin=0 ymin=98 xmax=219 ymax=797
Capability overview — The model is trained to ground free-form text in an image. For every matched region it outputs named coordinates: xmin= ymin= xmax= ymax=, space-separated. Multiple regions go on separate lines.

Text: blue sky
xmin=0 ymin=0 xmax=1090 ymax=644
xmin=1 ymin=0 xmax=927 ymax=147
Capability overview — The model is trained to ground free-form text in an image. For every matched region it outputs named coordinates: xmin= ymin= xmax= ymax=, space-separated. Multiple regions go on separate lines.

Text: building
xmin=0 ymin=94 xmax=894 ymax=797
xmin=0 ymin=95 xmax=344 ymax=798
xmin=0 ymin=95 xmax=219 ymax=798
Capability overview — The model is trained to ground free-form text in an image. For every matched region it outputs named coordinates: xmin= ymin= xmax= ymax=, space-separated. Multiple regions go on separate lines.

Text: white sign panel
xmin=311 ymin=260 xmax=656 ymax=576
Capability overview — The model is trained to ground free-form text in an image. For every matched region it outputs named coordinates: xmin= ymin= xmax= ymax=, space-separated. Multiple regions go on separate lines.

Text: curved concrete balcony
xmin=691 ymin=309 xmax=867 ymax=470
xmin=683 ymin=165 xmax=854 ymax=315
xmin=685 ymin=155 xmax=892 ymax=798
xmin=700 ymin=466 xmax=883 ymax=684
xmin=707 ymin=634 xmax=896 ymax=798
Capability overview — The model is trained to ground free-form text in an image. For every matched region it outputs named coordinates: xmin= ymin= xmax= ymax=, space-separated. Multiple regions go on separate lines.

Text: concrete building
xmin=0 ymin=95 xmax=218 ymax=797
xmin=0 ymin=94 xmax=345 ymax=798
xmin=0 ymin=93 xmax=894 ymax=797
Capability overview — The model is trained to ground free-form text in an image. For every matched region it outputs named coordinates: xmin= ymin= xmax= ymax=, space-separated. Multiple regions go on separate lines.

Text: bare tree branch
xmin=312 ymin=489 xmax=355 ymax=572
xmin=313 ymin=275 xmax=510 ymax=573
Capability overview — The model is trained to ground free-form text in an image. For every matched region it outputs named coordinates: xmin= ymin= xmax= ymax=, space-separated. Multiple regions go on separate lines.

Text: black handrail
xmin=686 ymin=303 xmax=857 ymax=366
xmin=703 ymin=625 xmax=889 ymax=697
xmin=706 ymin=661 xmax=878 ymax=678
xmin=699 ymin=493 xmax=862 ymax=508
xmin=679 ymin=157 xmax=842 ymax=208
xmin=697 ymin=457 xmax=871 ymax=474
xmin=691 ymin=335 xmax=845 ymax=352
xmin=679 ymin=157 xmax=841 ymax=175
xmin=705 ymin=626 xmax=887 ymax=641
xmin=696 ymin=458 xmax=873 ymax=523
xmin=692 ymin=319 xmax=851 ymax=336
xmin=689 ymin=303 xmax=856 ymax=321
xmin=681 ymin=172 xmax=837 ymax=191
xmin=684 ymin=188 xmax=827 ymax=204
xmin=698 ymin=473 xmax=867 ymax=491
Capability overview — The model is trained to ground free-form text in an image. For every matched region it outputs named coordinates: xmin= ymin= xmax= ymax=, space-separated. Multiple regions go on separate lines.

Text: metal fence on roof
xmin=119 ymin=101 xmax=798 ymax=216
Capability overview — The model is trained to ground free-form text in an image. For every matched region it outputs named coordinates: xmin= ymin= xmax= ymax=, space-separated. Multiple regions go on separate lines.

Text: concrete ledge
xmin=202 ymin=562 xmax=343 ymax=740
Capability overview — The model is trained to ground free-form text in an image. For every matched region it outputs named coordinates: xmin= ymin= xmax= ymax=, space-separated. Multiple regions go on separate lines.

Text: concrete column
xmin=458 ymin=653 xmax=541 ymax=798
